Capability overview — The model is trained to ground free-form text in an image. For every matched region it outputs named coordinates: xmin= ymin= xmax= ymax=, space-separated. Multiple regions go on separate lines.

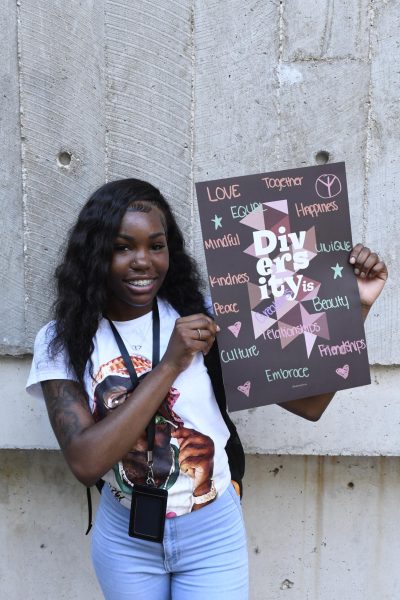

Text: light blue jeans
xmin=92 ymin=483 xmax=248 ymax=600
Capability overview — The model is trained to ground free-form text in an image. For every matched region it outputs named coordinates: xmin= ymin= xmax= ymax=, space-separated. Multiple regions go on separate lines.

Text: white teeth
xmin=127 ymin=279 xmax=153 ymax=287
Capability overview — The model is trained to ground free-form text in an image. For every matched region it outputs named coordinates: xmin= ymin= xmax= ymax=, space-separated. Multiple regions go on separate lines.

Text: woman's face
xmin=106 ymin=206 xmax=169 ymax=321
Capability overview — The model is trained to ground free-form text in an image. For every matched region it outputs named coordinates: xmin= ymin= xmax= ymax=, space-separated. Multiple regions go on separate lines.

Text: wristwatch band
xmin=192 ymin=480 xmax=217 ymax=504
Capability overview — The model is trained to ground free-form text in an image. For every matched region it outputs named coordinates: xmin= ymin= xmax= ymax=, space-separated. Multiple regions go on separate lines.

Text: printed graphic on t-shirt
xmin=93 ymin=355 xmax=215 ymax=515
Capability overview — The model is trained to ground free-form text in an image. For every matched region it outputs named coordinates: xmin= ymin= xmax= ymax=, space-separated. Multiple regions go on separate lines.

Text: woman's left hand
xmin=349 ymin=244 xmax=388 ymax=308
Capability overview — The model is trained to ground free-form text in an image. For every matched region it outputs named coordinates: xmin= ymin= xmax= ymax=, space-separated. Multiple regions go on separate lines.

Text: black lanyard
xmin=107 ymin=300 xmax=160 ymax=469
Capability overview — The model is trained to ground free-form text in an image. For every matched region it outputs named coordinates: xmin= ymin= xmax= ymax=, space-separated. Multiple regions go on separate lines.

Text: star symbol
xmin=331 ymin=263 xmax=344 ymax=279
xmin=211 ymin=214 xmax=222 ymax=230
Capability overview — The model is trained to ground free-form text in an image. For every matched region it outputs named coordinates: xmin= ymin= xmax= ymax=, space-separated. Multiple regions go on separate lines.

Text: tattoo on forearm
xmin=41 ymin=381 xmax=91 ymax=450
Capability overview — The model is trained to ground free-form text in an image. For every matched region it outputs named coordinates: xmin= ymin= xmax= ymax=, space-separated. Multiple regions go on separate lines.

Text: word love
xmin=253 ymin=226 xmax=310 ymax=300
xmin=207 ymin=184 xmax=241 ymax=202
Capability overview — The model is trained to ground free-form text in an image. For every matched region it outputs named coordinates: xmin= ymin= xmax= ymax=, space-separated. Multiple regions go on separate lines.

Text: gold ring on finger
xmin=197 ymin=328 xmax=202 ymax=341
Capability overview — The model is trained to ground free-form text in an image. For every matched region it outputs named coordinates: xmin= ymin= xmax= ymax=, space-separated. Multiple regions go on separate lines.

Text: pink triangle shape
xmin=251 ymin=311 xmax=276 ymax=339
xmin=304 ymin=332 xmax=317 ymax=358
xmin=239 ymin=204 xmax=265 ymax=230
xmin=263 ymin=200 xmax=288 ymax=214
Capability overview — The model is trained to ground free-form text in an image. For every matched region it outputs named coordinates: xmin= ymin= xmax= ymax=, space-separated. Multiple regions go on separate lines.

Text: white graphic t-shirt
xmin=27 ymin=298 xmax=231 ymax=516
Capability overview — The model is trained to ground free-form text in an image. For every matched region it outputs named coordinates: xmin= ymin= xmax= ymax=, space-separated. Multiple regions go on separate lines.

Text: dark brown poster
xmin=195 ymin=162 xmax=371 ymax=412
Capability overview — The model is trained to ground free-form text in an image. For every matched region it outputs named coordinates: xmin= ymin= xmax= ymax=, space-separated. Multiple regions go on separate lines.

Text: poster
xmin=195 ymin=162 xmax=371 ymax=412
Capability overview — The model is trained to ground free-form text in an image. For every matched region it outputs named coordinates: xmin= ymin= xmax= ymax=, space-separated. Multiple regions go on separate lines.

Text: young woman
xmin=27 ymin=178 xmax=388 ymax=600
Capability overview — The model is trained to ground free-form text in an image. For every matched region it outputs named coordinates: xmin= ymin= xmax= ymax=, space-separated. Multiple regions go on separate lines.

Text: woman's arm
xmin=278 ymin=244 xmax=388 ymax=421
xmin=41 ymin=313 xmax=219 ymax=487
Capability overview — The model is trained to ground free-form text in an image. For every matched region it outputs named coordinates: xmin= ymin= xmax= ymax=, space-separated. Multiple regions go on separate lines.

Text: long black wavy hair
xmin=50 ymin=178 xmax=207 ymax=386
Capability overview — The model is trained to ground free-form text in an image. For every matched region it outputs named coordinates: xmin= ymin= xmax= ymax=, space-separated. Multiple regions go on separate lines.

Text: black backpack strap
xmin=204 ymin=341 xmax=245 ymax=495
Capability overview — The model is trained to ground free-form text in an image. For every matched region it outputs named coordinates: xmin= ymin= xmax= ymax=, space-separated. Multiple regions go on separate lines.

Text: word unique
xmin=213 ymin=302 xmax=239 ymax=316
xmin=231 ymin=202 xmax=260 ymax=219
xmin=295 ymin=200 xmax=338 ymax=219
xmin=253 ymin=226 xmax=310 ymax=300
xmin=221 ymin=345 xmax=260 ymax=363
xmin=205 ymin=233 xmax=240 ymax=250
xmin=207 ymin=184 xmax=241 ymax=202
xmin=209 ymin=272 xmax=249 ymax=287
xmin=312 ymin=295 xmax=349 ymax=311
xmin=318 ymin=339 xmax=366 ymax=357
xmin=261 ymin=176 xmax=303 ymax=191
xmin=316 ymin=240 xmax=351 ymax=253
xmin=265 ymin=366 xmax=310 ymax=382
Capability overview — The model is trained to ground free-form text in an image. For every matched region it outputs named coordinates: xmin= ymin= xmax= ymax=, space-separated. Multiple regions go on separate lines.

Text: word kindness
xmin=253 ymin=226 xmax=311 ymax=300
xmin=209 ymin=272 xmax=249 ymax=287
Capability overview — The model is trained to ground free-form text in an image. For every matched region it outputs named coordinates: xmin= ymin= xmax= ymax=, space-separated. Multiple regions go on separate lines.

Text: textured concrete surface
xmin=1 ymin=451 xmax=399 ymax=600
xmin=1 ymin=3 xmax=400 ymax=598
xmin=17 ymin=0 xmax=107 ymax=347
xmin=0 ymin=0 xmax=25 ymax=353
xmin=4 ymin=357 xmax=399 ymax=456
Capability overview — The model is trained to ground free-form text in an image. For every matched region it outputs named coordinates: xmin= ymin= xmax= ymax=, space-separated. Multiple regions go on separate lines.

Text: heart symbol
xmin=336 ymin=365 xmax=349 ymax=379
xmin=238 ymin=381 xmax=251 ymax=397
xmin=228 ymin=321 xmax=242 ymax=338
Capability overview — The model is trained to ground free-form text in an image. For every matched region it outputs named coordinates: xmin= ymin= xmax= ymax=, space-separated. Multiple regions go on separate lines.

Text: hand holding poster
xmin=195 ymin=162 xmax=371 ymax=412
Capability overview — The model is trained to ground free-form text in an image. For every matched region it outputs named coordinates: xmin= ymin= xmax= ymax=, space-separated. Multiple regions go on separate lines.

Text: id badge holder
xmin=129 ymin=451 xmax=168 ymax=543
xmin=129 ymin=484 xmax=168 ymax=542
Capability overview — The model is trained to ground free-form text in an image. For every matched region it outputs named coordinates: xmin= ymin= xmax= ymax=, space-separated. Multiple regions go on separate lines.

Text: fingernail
xmin=350 ymin=257 xmax=356 ymax=264
xmin=360 ymin=272 xmax=366 ymax=278
xmin=354 ymin=268 xmax=360 ymax=275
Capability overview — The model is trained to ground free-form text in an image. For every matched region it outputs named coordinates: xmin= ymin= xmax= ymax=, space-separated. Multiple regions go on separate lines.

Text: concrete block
xmin=0 ymin=450 xmax=101 ymax=600
xmin=5 ymin=357 xmax=399 ymax=457
xmin=363 ymin=1 xmax=400 ymax=364
xmin=18 ymin=0 xmax=106 ymax=347
xmin=0 ymin=0 xmax=25 ymax=353
xmin=244 ymin=454 xmax=400 ymax=600
xmin=0 ymin=357 xmax=58 ymax=449
xmin=105 ymin=0 xmax=193 ymax=240
xmin=276 ymin=60 xmax=370 ymax=238
xmin=233 ymin=366 xmax=400 ymax=456
xmin=194 ymin=0 xmax=280 ymax=275
xmin=282 ymin=0 xmax=370 ymax=61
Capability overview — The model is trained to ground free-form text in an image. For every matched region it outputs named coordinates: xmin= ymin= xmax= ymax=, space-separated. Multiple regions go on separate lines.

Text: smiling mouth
xmin=125 ymin=279 xmax=155 ymax=288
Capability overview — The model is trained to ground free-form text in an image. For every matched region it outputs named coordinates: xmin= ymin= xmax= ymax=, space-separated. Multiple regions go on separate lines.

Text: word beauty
xmin=253 ymin=226 xmax=311 ymax=300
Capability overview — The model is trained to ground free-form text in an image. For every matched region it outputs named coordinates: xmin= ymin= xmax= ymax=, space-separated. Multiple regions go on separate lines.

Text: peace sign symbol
xmin=315 ymin=174 xmax=342 ymax=199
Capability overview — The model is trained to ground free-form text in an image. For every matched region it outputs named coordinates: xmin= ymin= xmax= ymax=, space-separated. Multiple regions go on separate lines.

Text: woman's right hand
xmin=162 ymin=314 xmax=220 ymax=373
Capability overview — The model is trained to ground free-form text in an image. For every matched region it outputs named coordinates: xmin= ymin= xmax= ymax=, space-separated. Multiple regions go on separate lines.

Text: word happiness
xmin=253 ymin=226 xmax=311 ymax=300
xmin=295 ymin=199 xmax=338 ymax=219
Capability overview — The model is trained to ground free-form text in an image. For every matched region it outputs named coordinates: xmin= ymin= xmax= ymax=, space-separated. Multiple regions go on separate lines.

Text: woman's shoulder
xmin=33 ymin=321 xmax=57 ymax=351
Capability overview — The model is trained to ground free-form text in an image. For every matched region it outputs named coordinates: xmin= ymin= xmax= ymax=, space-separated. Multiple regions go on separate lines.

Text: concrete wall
xmin=1 ymin=451 xmax=399 ymax=600
xmin=1 ymin=1 xmax=399 ymax=599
